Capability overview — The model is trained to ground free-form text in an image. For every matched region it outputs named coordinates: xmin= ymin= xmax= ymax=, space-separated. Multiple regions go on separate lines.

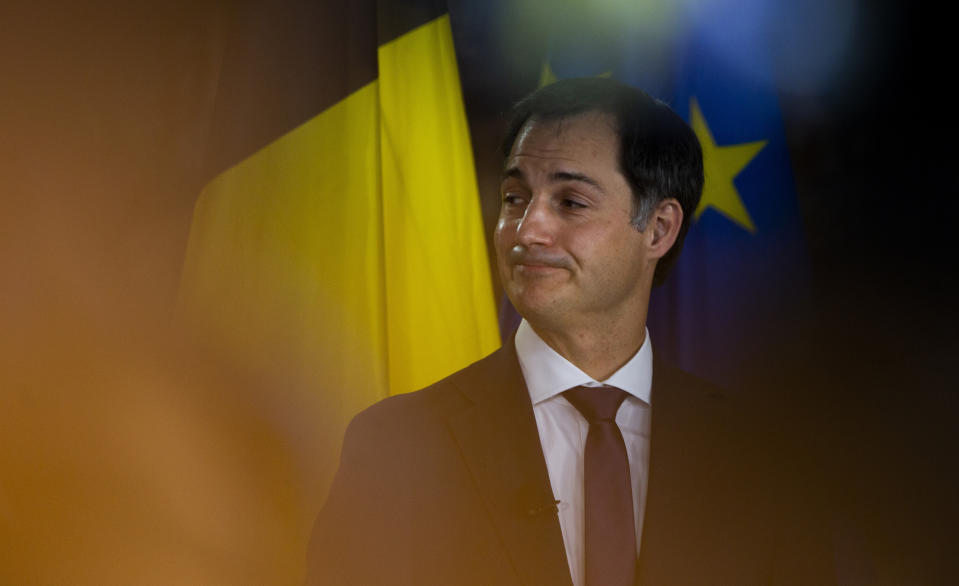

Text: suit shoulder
xmin=345 ymin=347 xmax=498 ymax=436
xmin=653 ymin=360 xmax=738 ymax=414
xmin=344 ymin=380 xmax=457 ymax=443
xmin=654 ymin=360 xmax=726 ymax=394
xmin=653 ymin=360 xmax=778 ymax=457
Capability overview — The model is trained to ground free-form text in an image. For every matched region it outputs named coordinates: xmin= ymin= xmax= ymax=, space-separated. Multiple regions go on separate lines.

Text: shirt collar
xmin=514 ymin=319 xmax=652 ymax=406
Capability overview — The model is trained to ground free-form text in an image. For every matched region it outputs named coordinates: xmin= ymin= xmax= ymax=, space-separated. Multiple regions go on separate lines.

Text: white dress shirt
xmin=514 ymin=319 xmax=652 ymax=586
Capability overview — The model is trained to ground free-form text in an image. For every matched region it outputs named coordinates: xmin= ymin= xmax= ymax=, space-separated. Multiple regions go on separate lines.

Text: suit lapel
xmin=636 ymin=361 xmax=728 ymax=585
xmin=446 ymin=339 xmax=573 ymax=586
xmin=636 ymin=360 xmax=687 ymax=584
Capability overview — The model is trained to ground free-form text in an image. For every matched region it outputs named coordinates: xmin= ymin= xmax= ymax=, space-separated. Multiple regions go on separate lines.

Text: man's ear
xmin=646 ymin=198 xmax=683 ymax=260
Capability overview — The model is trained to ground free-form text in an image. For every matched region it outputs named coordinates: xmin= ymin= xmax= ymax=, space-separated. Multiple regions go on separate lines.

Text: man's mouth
xmin=508 ymin=248 xmax=570 ymax=271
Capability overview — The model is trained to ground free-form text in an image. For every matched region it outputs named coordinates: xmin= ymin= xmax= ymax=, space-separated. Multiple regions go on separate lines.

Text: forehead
xmin=507 ymin=112 xmax=620 ymax=170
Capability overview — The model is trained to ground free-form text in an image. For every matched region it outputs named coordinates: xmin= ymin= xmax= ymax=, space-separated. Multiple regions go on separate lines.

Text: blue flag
xmin=642 ymin=15 xmax=812 ymax=389
xmin=507 ymin=5 xmax=813 ymax=390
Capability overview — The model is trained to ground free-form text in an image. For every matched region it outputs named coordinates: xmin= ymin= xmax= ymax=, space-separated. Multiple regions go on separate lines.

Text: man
xmin=306 ymin=78 xmax=834 ymax=585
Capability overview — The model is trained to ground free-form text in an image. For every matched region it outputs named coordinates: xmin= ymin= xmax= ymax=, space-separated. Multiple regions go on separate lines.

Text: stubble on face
xmin=494 ymin=113 xmax=653 ymax=336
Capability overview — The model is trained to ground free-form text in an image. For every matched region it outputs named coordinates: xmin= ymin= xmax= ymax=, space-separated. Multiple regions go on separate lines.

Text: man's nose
xmin=516 ymin=195 xmax=556 ymax=247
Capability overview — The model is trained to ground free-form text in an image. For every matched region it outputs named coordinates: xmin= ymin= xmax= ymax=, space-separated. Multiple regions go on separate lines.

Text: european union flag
xmin=638 ymin=15 xmax=813 ymax=390
xmin=522 ymin=6 xmax=813 ymax=390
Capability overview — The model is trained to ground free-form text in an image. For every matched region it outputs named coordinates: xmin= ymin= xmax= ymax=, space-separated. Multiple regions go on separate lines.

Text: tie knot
xmin=563 ymin=386 xmax=628 ymax=423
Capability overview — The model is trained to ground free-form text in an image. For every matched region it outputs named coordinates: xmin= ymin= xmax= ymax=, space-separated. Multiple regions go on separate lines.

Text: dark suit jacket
xmin=306 ymin=339 xmax=835 ymax=585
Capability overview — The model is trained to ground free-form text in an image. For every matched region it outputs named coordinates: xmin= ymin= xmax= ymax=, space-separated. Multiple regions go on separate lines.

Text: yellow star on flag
xmin=689 ymin=97 xmax=766 ymax=233
xmin=538 ymin=61 xmax=611 ymax=88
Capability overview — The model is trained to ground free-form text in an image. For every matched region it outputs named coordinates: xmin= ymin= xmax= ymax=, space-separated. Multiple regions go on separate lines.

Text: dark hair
xmin=501 ymin=77 xmax=703 ymax=286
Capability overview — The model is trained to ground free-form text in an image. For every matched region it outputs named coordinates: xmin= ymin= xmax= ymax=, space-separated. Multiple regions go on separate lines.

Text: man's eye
xmin=562 ymin=198 xmax=587 ymax=209
xmin=502 ymin=193 xmax=526 ymax=206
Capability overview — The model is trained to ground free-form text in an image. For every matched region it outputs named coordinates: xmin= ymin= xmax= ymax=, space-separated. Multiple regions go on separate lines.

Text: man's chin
xmin=507 ymin=289 xmax=567 ymax=323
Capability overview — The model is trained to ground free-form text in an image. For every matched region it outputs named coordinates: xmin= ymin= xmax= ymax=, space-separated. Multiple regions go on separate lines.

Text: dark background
xmin=1 ymin=0 xmax=956 ymax=583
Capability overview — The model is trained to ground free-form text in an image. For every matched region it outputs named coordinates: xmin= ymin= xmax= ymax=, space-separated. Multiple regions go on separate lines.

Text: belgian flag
xmin=178 ymin=0 xmax=499 ymax=515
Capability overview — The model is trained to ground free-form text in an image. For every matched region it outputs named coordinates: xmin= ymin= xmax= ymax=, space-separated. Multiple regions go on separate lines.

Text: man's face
xmin=494 ymin=112 xmax=655 ymax=332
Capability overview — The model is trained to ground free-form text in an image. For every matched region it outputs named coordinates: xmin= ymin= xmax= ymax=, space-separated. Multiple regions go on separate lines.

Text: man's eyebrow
xmin=502 ymin=167 xmax=525 ymax=181
xmin=501 ymin=167 xmax=604 ymax=191
xmin=550 ymin=170 xmax=602 ymax=190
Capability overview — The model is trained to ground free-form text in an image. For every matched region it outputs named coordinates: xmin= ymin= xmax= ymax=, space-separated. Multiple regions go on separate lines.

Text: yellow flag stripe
xmin=179 ymin=82 xmax=389 ymax=417
xmin=177 ymin=13 xmax=498 ymax=508
xmin=378 ymin=14 xmax=499 ymax=396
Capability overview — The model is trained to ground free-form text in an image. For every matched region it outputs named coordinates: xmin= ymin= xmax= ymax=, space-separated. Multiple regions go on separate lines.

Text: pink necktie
xmin=564 ymin=386 xmax=636 ymax=586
